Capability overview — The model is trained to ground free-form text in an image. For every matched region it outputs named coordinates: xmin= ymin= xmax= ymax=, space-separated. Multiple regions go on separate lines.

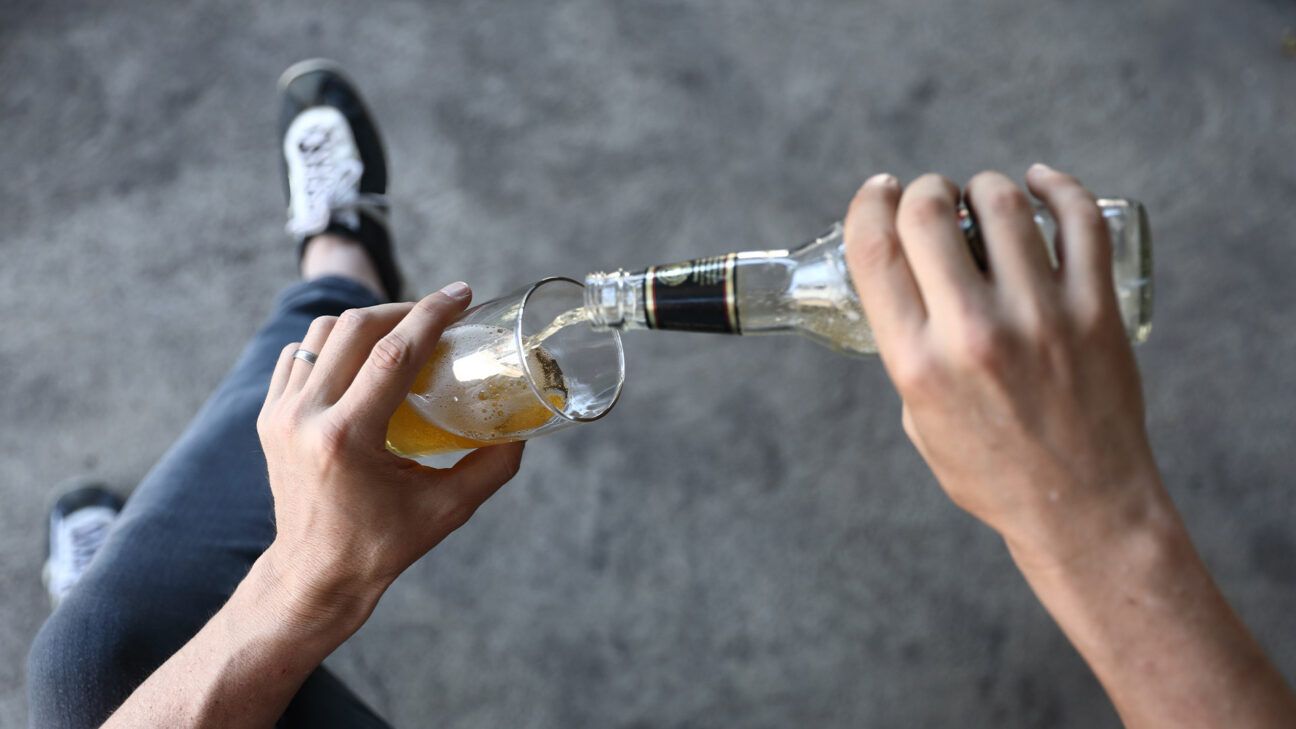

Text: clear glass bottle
xmin=583 ymin=199 xmax=1152 ymax=356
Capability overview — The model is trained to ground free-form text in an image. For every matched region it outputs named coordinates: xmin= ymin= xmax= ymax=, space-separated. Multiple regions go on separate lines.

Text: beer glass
xmin=385 ymin=277 xmax=625 ymax=462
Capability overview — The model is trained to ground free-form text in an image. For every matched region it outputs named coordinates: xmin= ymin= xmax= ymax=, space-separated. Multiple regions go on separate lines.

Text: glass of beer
xmin=385 ymin=277 xmax=624 ymax=462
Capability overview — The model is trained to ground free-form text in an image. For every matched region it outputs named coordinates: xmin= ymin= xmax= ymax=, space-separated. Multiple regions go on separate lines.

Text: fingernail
xmin=439 ymin=281 xmax=471 ymax=299
xmin=866 ymin=173 xmax=899 ymax=188
xmin=1030 ymin=162 xmax=1054 ymax=174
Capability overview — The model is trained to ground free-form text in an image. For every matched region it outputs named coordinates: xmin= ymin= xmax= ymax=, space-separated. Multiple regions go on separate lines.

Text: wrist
xmin=1000 ymin=464 xmax=1181 ymax=576
xmin=1001 ymin=475 xmax=1296 ymax=726
xmin=254 ymin=541 xmax=385 ymax=640
xmin=1001 ymin=474 xmax=1199 ymax=676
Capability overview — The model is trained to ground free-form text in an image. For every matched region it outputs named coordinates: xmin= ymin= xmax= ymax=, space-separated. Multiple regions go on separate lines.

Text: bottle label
xmin=641 ymin=253 xmax=740 ymax=333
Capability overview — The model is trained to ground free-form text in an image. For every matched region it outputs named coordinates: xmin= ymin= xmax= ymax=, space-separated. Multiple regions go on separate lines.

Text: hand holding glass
xmin=385 ymin=277 xmax=625 ymax=461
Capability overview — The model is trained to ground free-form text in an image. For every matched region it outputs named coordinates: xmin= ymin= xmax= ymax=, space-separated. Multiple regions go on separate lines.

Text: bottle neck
xmin=583 ymin=269 xmax=647 ymax=331
xmin=585 ymin=254 xmax=744 ymax=334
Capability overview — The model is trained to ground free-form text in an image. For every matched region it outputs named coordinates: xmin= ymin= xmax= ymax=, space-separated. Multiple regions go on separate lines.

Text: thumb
xmin=417 ymin=443 xmax=526 ymax=530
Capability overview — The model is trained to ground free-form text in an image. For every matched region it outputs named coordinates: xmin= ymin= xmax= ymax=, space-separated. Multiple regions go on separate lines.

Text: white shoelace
xmin=68 ymin=520 xmax=111 ymax=576
xmin=285 ymin=120 xmax=389 ymax=240
xmin=45 ymin=504 xmax=118 ymax=605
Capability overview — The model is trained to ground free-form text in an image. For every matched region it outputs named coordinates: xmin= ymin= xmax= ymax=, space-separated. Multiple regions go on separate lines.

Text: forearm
xmin=105 ymin=544 xmax=375 ymax=728
xmin=1008 ymin=476 xmax=1296 ymax=728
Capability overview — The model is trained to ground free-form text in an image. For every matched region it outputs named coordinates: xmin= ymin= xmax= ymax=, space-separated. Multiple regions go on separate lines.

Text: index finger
xmin=843 ymin=173 xmax=926 ymax=351
xmin=307 ymin=303 xmax=418 ymax=403
xmin=896 ymin=174 xmax=988 ymax=318
xmin=333 ymin=282 xmax=474 ymax=439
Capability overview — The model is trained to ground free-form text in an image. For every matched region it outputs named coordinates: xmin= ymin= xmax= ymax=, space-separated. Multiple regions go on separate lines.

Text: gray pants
xmin=27 ymin=276 xmax=392 ymax=729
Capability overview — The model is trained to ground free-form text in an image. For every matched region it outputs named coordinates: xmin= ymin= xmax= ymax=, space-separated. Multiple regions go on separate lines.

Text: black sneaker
xmin=278 ymin=59 xmax=403 ymax=302
xmin=43 ymin=481 xmax=123 ymax=607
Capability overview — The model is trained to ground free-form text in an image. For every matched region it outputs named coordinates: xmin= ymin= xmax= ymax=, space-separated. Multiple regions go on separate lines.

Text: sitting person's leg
xmin=27 ymin=61 xmax=402 ymax=729
xmin=26 ymin=273 xmax=385 ymax=728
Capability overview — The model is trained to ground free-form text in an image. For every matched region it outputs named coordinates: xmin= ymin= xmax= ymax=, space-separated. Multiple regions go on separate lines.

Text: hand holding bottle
xmin=844 ymin=167 xmax=1296 ymax=728
xmin=842 ymin=165 xmax=1161 ymax=563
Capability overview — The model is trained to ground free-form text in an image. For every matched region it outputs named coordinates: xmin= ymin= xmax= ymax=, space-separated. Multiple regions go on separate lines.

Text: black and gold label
xmin=641 ymin=253 xmax=740 ymax=333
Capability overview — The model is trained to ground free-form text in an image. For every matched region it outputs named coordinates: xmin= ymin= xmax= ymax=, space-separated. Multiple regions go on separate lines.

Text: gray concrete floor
xmin=4 ymin=1 xmax=1296 ymax=726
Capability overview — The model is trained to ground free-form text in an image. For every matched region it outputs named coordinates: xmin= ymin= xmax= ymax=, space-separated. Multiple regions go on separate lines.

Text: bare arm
xmin=1010 ymin=473 xmax=1294 ymax=727
xmin=842 ymin=165 xmax=1296 ymax=727
xmin=103 ymin=548 xmax=371 ymax=728
xmin=106 ymin=285 xmax=524 ymax=726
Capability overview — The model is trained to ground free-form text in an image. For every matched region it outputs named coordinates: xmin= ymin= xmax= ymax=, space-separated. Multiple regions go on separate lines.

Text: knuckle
xmin=369 ymin=331 xmax=412 ymax=372
xmin=314 ymin=415 xmax=353 ymax=457
xmin=1020 ymin=301 xmax=1065 ymax=342
xmin=847 ymin=227 xmax=902 ymax=270
xmin=954 ymin=319 xmax=1009 ymax=371
xmin=848 ymin=178 xmax=899 ymax=213
xmin=1071 ymin=292 xmax=1117 ymax=339
xmin=888 ymin=348 xmax=938 ymax=396
xmin=337 ymin=308 xmax=371 ymax=330
xmin=438 ymin=498 xmax=478 ymax=531
xmin=914 ymin=172 xmax=954 ymax=190
xmin=907 ymin=195 xmax=954 ymax=228
xmin=985 ymin=185 xmax=1033 ymax=218
xmin=1077 ymin=297 xmax=1110 ymax=331
xmin=1048 ymin=169 xmax=1084 ymax=190
xmin=1026 ymin=325 xmax=1078 ymax=389
xmin=967 ymin=170 xmax=1007 ymax=191
xmin=414 ymin=294 xmax=453 ymax=319
xmin=308 ymin=315 xmax=339 ymax=335
xmin=280 ymin=399 xmax=311 ymax=432
xmin=901 ymin=173 xmax=958 ymax=224
xmin=1062 ymin=193 xmax=1105 ymax=234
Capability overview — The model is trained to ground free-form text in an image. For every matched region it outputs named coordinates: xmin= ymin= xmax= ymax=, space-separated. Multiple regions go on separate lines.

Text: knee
xmin=27 ymin=588 xmax=166 ymax=728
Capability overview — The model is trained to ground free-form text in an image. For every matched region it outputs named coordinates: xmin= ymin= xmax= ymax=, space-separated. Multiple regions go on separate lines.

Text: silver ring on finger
xmin=292 ymin=349 xmax=318 ymax=365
